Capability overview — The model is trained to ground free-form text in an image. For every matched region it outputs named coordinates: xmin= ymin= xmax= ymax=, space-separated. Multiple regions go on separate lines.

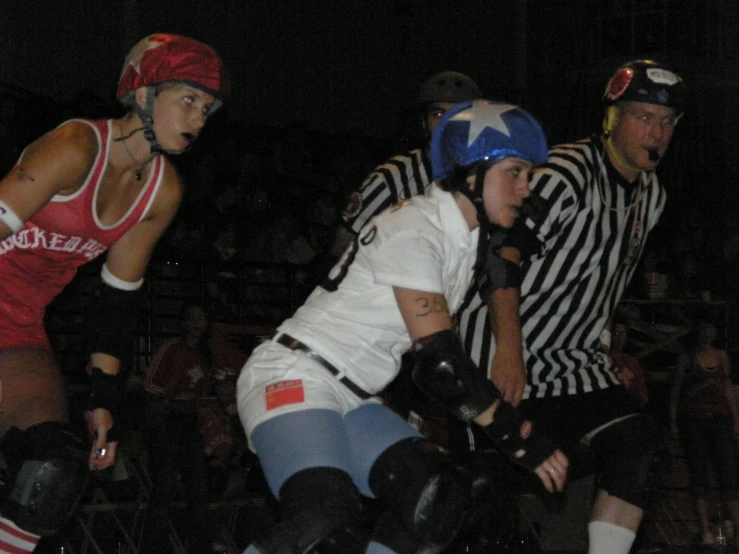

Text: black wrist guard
xmin=480 ymin=401 xmax=558 ymax=472
xmin=479 ymin=230 xmax=522 ymax=299
xmin=87 ymin=367 xmax=124 ymax=416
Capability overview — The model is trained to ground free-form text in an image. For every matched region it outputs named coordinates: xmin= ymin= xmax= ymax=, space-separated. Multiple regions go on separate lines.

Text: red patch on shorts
xmin=265 ymin=380 xmax=305 ymax=410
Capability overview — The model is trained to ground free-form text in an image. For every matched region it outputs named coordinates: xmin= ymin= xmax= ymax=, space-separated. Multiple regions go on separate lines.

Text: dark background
xmin=0 ymin=0 xmax=738 ymax=269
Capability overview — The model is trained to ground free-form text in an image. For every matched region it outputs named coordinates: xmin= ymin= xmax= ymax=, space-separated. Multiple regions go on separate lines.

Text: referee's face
xmin=424 ymin=102 xmax=456 ymax=137
xmin=481 ymin=157 xmax=533 ymax=228
xmin=609 ymin=101 xmax=677 ymax=180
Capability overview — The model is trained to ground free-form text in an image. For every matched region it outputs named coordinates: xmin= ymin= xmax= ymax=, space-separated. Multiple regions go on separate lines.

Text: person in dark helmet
xmin=330 ymin=71 xmax=482 ymax=259
xmin=0 ymin=33 xmax=226 ymax=552
xmin=453 ymin=59 xmax=687 ymax=554
xmin=237 ymin=100 xmax=568 ymax=554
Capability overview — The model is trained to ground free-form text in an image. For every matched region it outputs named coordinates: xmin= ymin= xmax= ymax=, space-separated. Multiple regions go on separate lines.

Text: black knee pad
xmin=0 ymin=422 xmax=90 ymax=536
xmin=252 ymin=467 xmax=366 ymax=554
xmin=369 ymin=438 xmax=473 ymax=552
xmin=589 ymin=414 xmax=661 ymax=509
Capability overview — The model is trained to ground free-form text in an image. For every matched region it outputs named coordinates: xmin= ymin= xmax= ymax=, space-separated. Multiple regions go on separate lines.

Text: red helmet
xmin=117 ymin=33 xmax=228 ymax=105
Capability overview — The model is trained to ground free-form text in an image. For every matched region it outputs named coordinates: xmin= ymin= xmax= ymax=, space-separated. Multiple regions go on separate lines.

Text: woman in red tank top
xmin=0 ymin=34 xmax=227 ymax=552
xmin=670 ymin=319 xmax=739 ymax=546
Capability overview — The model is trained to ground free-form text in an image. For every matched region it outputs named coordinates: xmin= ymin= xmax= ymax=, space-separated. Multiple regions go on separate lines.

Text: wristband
xmin=87 ymin=366 xmax=124 ymax=416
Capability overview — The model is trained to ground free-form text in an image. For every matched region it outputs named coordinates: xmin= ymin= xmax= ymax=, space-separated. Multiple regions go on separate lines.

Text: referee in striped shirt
xmin=454 ymin=60 xmax=687 ymax=554
xmin=330 ymin=71 xmax=481 ymax=259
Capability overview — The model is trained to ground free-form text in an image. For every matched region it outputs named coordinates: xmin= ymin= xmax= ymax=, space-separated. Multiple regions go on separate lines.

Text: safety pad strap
xmin=480 ymin=401 xmax=558 ymax=472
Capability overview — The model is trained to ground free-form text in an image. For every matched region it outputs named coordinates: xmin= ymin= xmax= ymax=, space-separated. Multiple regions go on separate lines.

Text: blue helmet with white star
xmin=431 ymin=99 xmax=549 ymax=182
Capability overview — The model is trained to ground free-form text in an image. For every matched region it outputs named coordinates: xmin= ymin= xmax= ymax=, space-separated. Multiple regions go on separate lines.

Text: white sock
xmin=0 ymin=516 xmax=40 ymax=553
xmin=588 ymin=521 xmax=636 ymax=554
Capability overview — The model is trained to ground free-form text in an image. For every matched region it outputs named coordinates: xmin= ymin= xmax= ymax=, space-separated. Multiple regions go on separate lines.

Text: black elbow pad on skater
xmin=83 ymin=265 xmax=143 ymax=363
xmin=411 ymin=330 xmax=500 ymax=422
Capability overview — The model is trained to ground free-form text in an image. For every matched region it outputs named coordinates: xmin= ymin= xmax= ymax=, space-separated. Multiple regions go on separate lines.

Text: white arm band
xmin=101 ymin=263 xmax=144 ymax=291
xmin=0 ymin=199 xmax=24 ymax=234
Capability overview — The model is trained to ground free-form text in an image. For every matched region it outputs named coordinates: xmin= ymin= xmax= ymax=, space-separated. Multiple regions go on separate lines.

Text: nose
xmin=647 ymin=121 xmax=668 ymax=140
xmin=517 ymin=174 xmax=531 ymax=198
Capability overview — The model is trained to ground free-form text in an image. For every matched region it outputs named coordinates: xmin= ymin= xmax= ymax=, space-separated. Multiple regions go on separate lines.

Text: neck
xmin=602 ymin=135 xmax=642 ymax=183
xmin=456 ymin=192 xmax=480 ymax=231
xmin=116 ymin=115 xmax=154 ymax=175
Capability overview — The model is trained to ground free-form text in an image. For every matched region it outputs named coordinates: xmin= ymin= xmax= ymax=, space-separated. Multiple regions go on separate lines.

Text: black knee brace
xmin=0 ymin=422 xmax=90 ymax=536
xmin=589 ymin=414 xmax=661 ymax=509
xmin=252 ymin=467 xmax=367 ymax=554
xmin=368 ymin=438 xmax=473 ymax=553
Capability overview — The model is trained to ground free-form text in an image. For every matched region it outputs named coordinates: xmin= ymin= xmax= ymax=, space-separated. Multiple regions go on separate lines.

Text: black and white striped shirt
xmin=459 ymin=136 xmax=666 ymax=399
xmin=343 ymin=149 xmax=432 ymax=234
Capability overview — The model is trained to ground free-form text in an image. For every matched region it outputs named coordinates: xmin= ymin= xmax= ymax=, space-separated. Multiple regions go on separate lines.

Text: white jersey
xmin=278 ymin=183 xmax=479 ymax=395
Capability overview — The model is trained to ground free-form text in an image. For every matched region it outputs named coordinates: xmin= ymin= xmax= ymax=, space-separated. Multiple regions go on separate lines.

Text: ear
xmin=134 ymin=87 xmax=149 ymax=111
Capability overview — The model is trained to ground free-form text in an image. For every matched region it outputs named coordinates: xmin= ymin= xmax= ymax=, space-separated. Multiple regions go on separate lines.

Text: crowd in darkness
xmin=9 ymin=86 xmax=739 ymax=338
xmin=163 ymin=120 xmax=392 ymax=269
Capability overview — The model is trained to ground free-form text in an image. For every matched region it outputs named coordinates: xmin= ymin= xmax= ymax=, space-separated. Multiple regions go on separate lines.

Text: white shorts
xmin=236 ymin=340 xmax=379 ymax=444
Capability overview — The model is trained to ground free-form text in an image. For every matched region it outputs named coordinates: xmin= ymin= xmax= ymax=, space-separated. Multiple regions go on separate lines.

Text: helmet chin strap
xmin=132 ymin=86 xmax=167 ymax=155
xmin=457 ymin=165 xmax=494 ymax=278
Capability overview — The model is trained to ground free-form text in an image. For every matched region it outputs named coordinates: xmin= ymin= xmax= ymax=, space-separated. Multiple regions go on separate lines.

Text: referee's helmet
xmin=603 ymin=60 xmax=686 ymax=114
xmin=418 ymin=71 xmax=481 ymax=106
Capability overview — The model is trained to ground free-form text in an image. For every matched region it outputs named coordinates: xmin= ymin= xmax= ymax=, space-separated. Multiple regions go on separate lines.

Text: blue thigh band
xmin=344 ymin=403 xmax=422 ymax=497
xmin=250 ymin=409 xmax=354 ymax=498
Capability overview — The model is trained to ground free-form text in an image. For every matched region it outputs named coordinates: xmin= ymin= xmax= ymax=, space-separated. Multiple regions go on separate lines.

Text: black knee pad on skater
xmin=368 ymin=438 xmax=473 ymax=553
xmin=0 ymin=422 xmax=90 ymax=536
xmin=589 ymin=414 xmax=661 ymax=509
xmin=252 ymin=467 xmax=367 ymax=554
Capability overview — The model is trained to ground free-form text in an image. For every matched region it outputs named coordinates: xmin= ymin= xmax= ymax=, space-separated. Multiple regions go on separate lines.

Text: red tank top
xmin=0 ymin=119 xmax=164 ymax=349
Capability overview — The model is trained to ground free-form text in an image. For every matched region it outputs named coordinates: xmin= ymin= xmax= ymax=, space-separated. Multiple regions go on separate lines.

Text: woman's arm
xmin=0 ymin=122 xmax=97 ymax=240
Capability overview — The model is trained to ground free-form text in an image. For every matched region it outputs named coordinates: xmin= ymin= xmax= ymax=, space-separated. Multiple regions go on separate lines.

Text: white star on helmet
xmin=449 ymin=100 xmax=517 ymax=146
xmin=119 ymin=37 xmax=165 ymax=80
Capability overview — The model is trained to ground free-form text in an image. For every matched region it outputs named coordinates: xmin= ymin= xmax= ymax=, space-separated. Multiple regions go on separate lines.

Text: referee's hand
xmin=490 ymin=349 xmax=526 ymax=407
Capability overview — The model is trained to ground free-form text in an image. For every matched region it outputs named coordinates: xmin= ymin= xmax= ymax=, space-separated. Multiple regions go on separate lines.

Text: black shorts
xmin=519 ymin=385 xmax=642 ymax=450
xmin=448 ymin=385 xmax=641 ymax=459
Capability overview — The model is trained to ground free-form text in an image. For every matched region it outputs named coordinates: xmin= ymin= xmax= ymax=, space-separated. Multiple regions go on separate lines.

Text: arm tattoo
xmin=415 ymin=296 xmax=449 ymax=317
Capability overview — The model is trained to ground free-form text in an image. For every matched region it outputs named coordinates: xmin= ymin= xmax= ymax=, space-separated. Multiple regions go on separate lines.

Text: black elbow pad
xmin=411 ymin=330 xmax=500 ymax=422
xmin=84 ymin=281 xmax=142 ymax=363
